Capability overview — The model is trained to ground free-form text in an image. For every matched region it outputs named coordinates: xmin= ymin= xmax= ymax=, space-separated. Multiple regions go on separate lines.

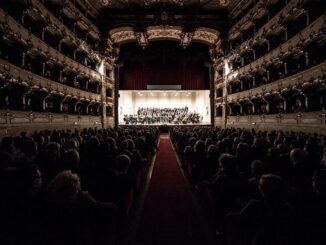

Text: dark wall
xmin=118 ymin=41 xmax=210 ymax=90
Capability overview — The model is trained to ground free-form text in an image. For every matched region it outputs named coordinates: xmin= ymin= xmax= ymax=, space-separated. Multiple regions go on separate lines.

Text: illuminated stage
xmin=118 ymin=90 xmax=211 ymax=126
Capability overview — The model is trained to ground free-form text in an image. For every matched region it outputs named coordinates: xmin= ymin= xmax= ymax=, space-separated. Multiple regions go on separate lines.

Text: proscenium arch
xmin=110 ymin=25 xmax=220 ymax=126
xmin=108 ymin=25 xmax=221 ymax=48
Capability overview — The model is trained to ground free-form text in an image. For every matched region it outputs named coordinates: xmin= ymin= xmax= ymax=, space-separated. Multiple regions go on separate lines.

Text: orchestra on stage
xmin=123 ymin=107 xmax=203 ymax=125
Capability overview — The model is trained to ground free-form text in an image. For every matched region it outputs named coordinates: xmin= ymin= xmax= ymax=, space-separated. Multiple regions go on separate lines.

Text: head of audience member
xmin=267 ymin=147 xmax=280 ymax=159
xmin=61 ymin=149 xmax=80 ymax=172
xmin=290 ymin=148 xmax=307 ymax=168
xmin=259 ymin=174 xmax=287 ymax=203
xmin=207 ymin=145 xmax=218 ymax=157
xmin=45 ymin=142 xmax=61 ymax=158
xmin=312 ymin=169 xmax=326 ymax=198
xmin=126 ymin=139 xmax=136 ymax=151
xmin=47 ymin=170 xmax=81 ymax=203
xmin=194 ymin=140 xmax=205 ymax=155
xmin=18 ymin=164 xmax=43 ymax=193
xmin=114 ymin=154 xmax=131 ymax=175
xmin=219 ymin=153 xmax=238 ymax=176
xmin=235 ymin=142 xmax=250 ymax=158
xmin=106 ymin=137 xmax=118 ymax=151
xmin=119 ymin=140 xmax=130 ymax=152
xmin=205 ymin=138 xmax=213 ymax=151
xmin=188 ymin=137 xmax=197 ymax=147
xmin=251 ymin=160 xmax=266 ymax=179
xmin=64 ymin=139 xmax=78 ymax=151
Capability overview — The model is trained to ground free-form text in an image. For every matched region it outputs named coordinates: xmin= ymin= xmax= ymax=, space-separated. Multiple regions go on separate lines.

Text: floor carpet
xmin=133 ymin=136 xmax=210 ymax=245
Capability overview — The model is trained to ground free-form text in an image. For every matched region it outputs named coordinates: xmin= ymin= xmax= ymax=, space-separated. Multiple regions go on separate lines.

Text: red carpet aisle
xmin=134 ymin=136 xmax=210 ymax=245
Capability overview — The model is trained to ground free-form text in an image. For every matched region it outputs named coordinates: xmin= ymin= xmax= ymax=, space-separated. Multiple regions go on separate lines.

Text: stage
xmin=118 ymin=90 xmax=211 ymax=125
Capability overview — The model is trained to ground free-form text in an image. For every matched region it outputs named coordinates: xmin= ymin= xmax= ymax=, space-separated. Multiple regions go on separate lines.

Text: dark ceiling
xmin=97 ymin=0 xmax=233 ymax=39
xmin=93 ymin=0 xmax=235 ymax=12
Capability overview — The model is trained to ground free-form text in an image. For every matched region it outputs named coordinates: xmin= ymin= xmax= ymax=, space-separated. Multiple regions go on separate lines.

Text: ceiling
xmin=87 ymin=0 xmax=242 ymax=39
xmin=93 ymin=0 xmax=235 ymax=11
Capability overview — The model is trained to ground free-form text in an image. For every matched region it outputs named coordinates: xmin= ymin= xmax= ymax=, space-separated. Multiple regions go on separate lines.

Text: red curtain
xmin=120 ymin=60 xmax=209 ymax=90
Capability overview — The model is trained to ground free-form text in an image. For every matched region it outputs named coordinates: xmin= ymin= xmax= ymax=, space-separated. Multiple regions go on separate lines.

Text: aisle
xmin=133 ymin=135 xmax=210 ymax=245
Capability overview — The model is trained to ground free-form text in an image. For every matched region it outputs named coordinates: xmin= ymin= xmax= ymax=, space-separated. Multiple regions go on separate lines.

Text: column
xmin=42 ymin=96 xmax=48 ymax=111
xmin=283 ymin=98 xmax=287 ymax=112
xmin=42 ymin=63 xmax=46 ymax=76
xmin=305 ymin=52 xmax=309 ymax=67
xmin=304 ymin=94 xmax=309 ymax=110
xmin=265 ymin=100 xmax=270 ymax=113
xmin=42 ymin=28 xmax=45 ymax=41
xmin=22 ymin=53 xmax=26 ymax=67
xmin=22 ymin=93 xmax=27 ymax=110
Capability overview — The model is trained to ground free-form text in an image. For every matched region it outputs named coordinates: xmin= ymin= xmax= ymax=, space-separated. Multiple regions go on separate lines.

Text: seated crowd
xmin=124 ymin=106 xmax=202 ymax=124
xmin=171 ymin=127 xmax=326 ymax=245
xmin=0 ymin=127 xmax=159 ymax=245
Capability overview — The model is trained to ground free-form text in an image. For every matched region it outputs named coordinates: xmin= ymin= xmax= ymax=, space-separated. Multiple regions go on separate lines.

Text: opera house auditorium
xmin=0 ymin=0 xmax=325 ymax=244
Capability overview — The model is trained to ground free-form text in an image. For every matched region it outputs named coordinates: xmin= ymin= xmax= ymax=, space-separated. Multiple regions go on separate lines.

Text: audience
xmin=171 ymin=126 xmax=326 ymax=245
xmin=1 ymin=125 xmax=326 ymax=244
xmin=0 ymin=126 xmax=159 ymax=245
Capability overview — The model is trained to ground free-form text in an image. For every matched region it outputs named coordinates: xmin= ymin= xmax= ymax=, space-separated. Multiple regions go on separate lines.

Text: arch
xmin=239 ymin=98 xmax=254 ymax=115
xmin=108 ymin=25 xmax=220 ymax=48
xmin=215 ymin=105 xmax=223 ymax=117
xmin=251 ymin=95 xmax=269 ymax=114
xmin=25 ymin=87 xmax=49 ymax=112
xmin=228 ymin=101 xmax=242 ymax=116
xmin=264 ymin=91 xmax=285 ymax=114
xmin=44 ymin=91 xmax=65 ymax=113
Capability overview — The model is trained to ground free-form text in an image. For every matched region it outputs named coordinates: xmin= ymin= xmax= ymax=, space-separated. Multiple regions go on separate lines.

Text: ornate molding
xmin=108 ymin=25 xmax=220 ymax=48
xmin=147 ymin=26 xmax=182 ymax=41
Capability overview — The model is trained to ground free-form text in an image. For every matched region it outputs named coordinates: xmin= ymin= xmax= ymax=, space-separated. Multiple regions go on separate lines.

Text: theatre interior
xmin=0 ymin=0 xmax=325 ymax=244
